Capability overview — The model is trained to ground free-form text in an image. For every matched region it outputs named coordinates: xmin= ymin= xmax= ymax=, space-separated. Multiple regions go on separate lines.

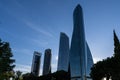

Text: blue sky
xmin=0 ymin=0 xmax=120 ymax=75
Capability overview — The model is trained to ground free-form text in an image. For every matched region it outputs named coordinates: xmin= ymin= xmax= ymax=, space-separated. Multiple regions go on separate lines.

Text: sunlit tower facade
xmin=86 ymin=42 xmax=94 ymax=77
xmin=31 ymin=51 xmax=42 ymax=76
xmin=42 ymin=49 xmax=52 ymax=75
xmin=57 ymin=32 xmax=69 ymax=72
xmin=70 ymin=4 xmax=93 ymax=80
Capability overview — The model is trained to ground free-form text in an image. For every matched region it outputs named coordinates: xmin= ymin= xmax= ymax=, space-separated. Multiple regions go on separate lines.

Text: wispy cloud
xmin=14 ymin=63 xmax=57 ymax=75
xmin=14 ymin=64 xmax=42 ymax=76
xmin=31 ymin=39 xmax=48 ymax=48
xmin=55 ymin=56 xmax=58 ymax=61
xmin=93 ymin=57 xmax=102 ymax=63
xmin=14 ymin=64 xmax=31 ymax=74
xmin=13 ymin=0 xmax=24 ymax=8
xmin=24 ymin=21 xmax=54 ymax=38
xmin=13 ymin=48 xmax=33 ymax=56
xmin=51 ymin=63 xmax=57 ymax=72
xmin=51 ymin=54 xmax=58 ymax=72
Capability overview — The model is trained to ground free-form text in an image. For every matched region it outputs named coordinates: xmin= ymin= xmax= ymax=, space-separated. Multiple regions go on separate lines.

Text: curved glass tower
xmin=57 ymin=32 xmax=69 ymax=72
xmin=70 ymin=4 xmax=86 ymax=80
xmin=70 ymin=4 xmax=93 ymax=80
xmin=86 ymin=42 xmax=94 ymax=77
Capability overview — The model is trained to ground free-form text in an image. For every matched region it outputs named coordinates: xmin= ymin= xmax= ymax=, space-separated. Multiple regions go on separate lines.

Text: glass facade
xmin=86 ymin=42 xmax=94 ymax=77
xmin=31 ymin=51 xmax=41 ymax=76
xmin=57 ymin=32 xmax=69 ymax=72
xmin=42 ymin=49 xmax=52 ymax=75
xmin=70 ymin=4 xmax=93 ymax=80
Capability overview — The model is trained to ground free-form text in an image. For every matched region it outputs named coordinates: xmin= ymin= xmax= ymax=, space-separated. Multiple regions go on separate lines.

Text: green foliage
xmin=0 ymin=39 xmax=15 ymax=79
xmin=90 ymin=31 xmax=120 ymax=80
xmin=113 ymin=30 xmax=120 ymax=57
xmin=90 ymin=57 xmax=112 ymax=80
xmin=22 ymin=70 xmax=70 ymax=80
xmin=22 ymin=73 xmax=38 ymax=80
xmin=52 ymin=70 xmax=70 ymax=80
xmin=15 ymin=70 xmax=22 ymax=80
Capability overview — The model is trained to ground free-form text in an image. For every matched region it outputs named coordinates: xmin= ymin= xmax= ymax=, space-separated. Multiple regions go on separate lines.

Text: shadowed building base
xmin=71 ymin=76 xmax=92 ymax=80
xmin=71 ymin=76 xmax=81 ymax=80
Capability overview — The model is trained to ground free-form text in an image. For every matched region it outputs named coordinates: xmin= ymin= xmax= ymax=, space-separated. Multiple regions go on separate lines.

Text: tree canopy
xmin=0 ymin=39 xmax=15 ymax=79
xmin=22 ymin=70 xmax=70 ymax=80
xmin=90 ymin=31 xmax=120 ymax=80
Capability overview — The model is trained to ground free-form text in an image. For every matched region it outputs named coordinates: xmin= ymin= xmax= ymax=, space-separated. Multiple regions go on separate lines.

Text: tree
xmin=112 ymin=31 xmax=120 ymax=80
xmin=15 ymin=71 xmax=22 ymax=80
xmin=0 ymin=39 xmax=15 ymax=80
xmin=90 ymin=61 xmax=105 ymax=80
xmin=113 ymin=30 xmax=120 ymax=57
xmin=22 ymin=73 xmax=37 ymax=80
xmin=39 ymin=70 xmax=70 ymax=80
xmin=52 ymin=70 xmax=70 ymax=80
xmin=90 ymin=30 xmax=120 ymax=80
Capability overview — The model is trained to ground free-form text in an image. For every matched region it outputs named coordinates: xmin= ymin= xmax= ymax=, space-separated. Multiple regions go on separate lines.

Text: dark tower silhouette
xmin=70 ymin=4 xmax=86 ymax=80
xmin=57 ymin=32 xmax=69 ymax=72
xmin=31 ymin=51 xmax=41 ymax=76
xmin=43 ymin=49 xmax=52 ymax=75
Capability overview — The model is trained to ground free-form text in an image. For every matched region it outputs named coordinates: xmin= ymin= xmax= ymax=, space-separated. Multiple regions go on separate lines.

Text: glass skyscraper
xmin=70 ymin=4 xmax=93 ymax=80
xmin=42 ymin=49 xmax=52 ymax=75
xmin=57 ymin=32 xmax=69 ymax=72
xmin=31 ymin=51 xmax=42 ymax=76
xmin=86 ymin=42 xmax=94 ymax=77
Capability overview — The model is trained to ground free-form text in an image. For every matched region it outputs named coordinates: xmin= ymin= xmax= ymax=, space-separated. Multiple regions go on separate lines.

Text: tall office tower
xmin=31 ymin=51 xmax=41 ymax=76
xmin=86 ymin=42 xmax=94 ymax=77
xmin=70 ymin=4 xmax=87 ymax=80
xmin=57 ymin=32 xmax=69 ymax=72
xmin=42 ymin=49 xmax=52 ymax=75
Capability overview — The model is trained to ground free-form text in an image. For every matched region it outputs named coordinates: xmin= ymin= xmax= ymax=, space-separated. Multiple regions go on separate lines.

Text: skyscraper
xmin=42 ymin=49 xmax=52 ymax=75
xmin=57 ymin=32 xmax=69 ymax=72
xmin=70 ymin=4 xmax=93 ymax=80
xmin=86 ymin=42 xmax=94 ymax=77
xmin=31 ymin=51 xmax=42 ymax=76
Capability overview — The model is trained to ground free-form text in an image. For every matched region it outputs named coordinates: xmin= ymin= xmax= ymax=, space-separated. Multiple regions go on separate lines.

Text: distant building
xmin=42 ymin=49 xmax=52 ymax=75
xmin=31 ymin=51 xmax=41 ymax=76
xmin=57 ymin=32 xmax=69 ymax=72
